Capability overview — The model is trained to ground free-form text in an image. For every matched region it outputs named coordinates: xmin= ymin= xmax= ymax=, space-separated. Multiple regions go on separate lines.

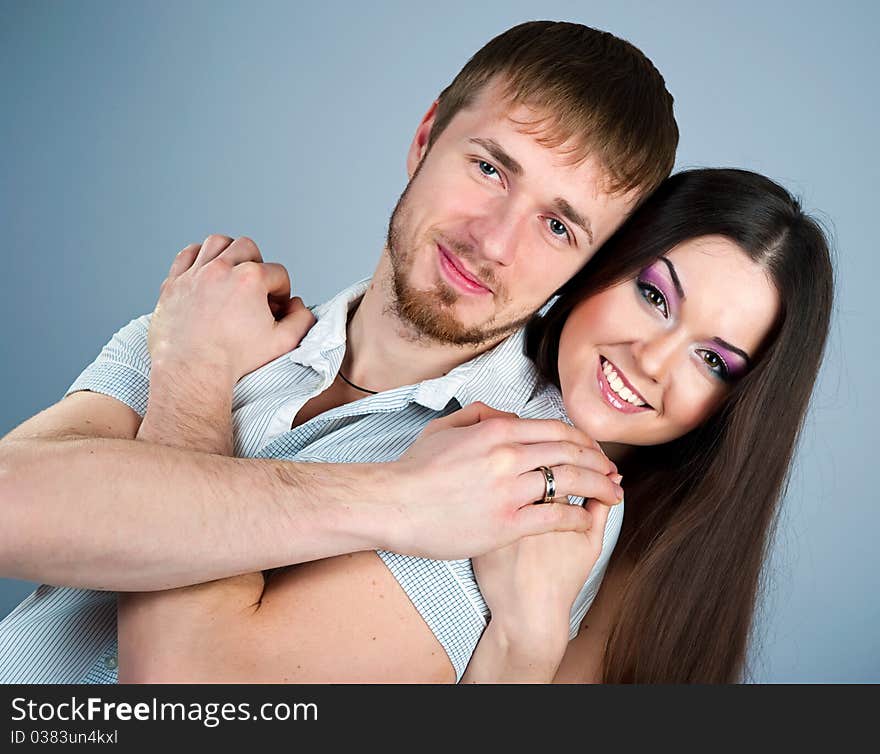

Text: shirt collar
xmin=290 ymin=276 xmax=539 ymax=414
xmin=413 ymin=328 xmax=538 ymax=414
xmin=288 ymin=277 xmax=370 ymax=373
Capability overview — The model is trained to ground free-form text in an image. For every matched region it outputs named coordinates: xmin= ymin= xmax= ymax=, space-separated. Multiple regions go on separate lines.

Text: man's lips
xmin=437 ymin=244 xmax=492 ymax=294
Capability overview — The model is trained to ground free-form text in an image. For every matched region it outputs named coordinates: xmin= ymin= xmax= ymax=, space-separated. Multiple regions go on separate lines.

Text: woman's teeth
xmin=602 ymin=359 xmax=647 ymax=407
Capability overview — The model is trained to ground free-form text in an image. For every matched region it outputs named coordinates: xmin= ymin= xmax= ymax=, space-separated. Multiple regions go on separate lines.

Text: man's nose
xmin=632 ymin=328 xmax=685 ymax=383
xmin=468 ymin=198 xmax=521 ymax=266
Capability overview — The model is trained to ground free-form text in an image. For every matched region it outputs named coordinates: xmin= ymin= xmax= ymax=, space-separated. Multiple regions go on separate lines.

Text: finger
xmin=194 ymin=234 xmax=234 ymax=266
xmin=515 ymin=442 xmax=616 ymax=476
xmin=217 ymin=236 xmax=264 ymax=266
xmin=421 ymin=401 xmax=516 ymax=437
xmin=583 ymin=498 xmax=612 ymax=537
xmin=512 ymin=499 xmax=592 ymax=538
xmin=518 ymin=465 xmax=623 ymax=507
xmin=167 ymin=244 xmax=200 ymax=280
xmin=479 ymin=416 xmax=603 ymax=451
xmin=258 ymin=262 xmax=292 ymax=301
xmin=273 ymin=297 xmax=317 ymax=353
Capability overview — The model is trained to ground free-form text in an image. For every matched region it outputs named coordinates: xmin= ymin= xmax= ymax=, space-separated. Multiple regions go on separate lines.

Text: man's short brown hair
xmin=428 ymin=21 xmax=678 ymax=199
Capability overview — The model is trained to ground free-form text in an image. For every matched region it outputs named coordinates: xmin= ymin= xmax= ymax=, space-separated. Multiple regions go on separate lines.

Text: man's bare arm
xmin=0 ymin=391 xmax=606 ymax=592
xmin=118 ymin=550 xmax=456 ymax=683
xmin=0 ymin=389 xmax=395 ymax=591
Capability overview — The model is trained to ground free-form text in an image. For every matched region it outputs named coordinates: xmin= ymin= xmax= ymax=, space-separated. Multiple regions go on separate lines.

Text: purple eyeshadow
xmin=709 ymin=344 xmax=748 ymax=379
xmin=638 ymin=262 xmax=678 ymax=316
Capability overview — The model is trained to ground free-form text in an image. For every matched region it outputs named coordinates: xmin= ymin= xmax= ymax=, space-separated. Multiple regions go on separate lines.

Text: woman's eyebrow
xmin=712 ymin=337 xmax=752 ymax=366
xmin=660 ymin=256 xmax=686 ymax=300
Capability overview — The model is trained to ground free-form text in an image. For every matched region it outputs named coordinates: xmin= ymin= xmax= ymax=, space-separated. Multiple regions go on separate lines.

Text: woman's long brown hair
xmin=525 ymin=169 xmax=834 ymax=682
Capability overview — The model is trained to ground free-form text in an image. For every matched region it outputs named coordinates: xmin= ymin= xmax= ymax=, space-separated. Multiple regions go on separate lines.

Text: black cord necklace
xmin=337 ymin=369 xmax=378 ymax=395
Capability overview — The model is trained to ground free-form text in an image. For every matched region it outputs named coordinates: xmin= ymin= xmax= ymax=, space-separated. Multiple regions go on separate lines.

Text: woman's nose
xmin=632 ymin=329 xmax=683 ymax=383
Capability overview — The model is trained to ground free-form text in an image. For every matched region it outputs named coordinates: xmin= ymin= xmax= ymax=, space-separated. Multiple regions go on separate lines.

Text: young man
xmin=0 ymin=21 xmax=677 ymax=682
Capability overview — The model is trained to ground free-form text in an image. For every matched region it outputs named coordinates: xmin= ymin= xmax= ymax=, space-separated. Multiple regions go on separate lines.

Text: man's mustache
xmin=434 ymin=233 xmax=501 ymax=294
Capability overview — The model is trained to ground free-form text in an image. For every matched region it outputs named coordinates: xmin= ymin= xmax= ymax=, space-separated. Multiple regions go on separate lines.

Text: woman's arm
xmin=461 ymin=547 xmax=631 ymax=685
xmin=552 ymin=553 xmax=632 ymax=683
xmin=459 ymin=612 xmax=568 ymax=683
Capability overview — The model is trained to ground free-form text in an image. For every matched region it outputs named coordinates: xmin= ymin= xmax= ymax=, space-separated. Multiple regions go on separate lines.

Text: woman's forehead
xmin=660 ymin=236 xmax=780 ymax=353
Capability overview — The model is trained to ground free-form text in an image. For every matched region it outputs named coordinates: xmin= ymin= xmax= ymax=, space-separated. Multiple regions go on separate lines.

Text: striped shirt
xmin=0 ymin=278 xmax=622 ymax=683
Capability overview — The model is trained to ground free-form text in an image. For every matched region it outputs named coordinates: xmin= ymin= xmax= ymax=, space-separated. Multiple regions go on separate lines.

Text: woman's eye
xmin=637 ymin=282 xmax=668 ymax=318
xmin=546 ymin=217 xmax=571 ymax=241
xmin=697 ymin=349 xmax=731 ymax=381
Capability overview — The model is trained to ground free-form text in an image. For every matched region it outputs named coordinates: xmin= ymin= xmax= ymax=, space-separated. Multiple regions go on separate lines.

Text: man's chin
xmin=394 ymin=288 xmax=525 ymax=347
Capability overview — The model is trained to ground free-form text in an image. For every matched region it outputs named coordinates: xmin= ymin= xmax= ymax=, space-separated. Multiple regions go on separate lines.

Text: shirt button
xmin=103 ymin=655 xmax=118 ymax=670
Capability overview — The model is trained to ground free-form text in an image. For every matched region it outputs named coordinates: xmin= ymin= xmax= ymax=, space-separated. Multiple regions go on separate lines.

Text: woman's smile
xmin=597 ymin=356 xmax=653 ymax=413
xmin=558 ymin=235 xmax=780 ymax=447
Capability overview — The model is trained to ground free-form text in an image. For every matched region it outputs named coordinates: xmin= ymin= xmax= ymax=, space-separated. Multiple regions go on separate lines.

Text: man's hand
xmin=384 ymin=402 xmax=624 ymax=559
xmin=138 ymin=235 xmax=318 ymax=453
xmin=148 ymin=235 xmax=316 ymax=389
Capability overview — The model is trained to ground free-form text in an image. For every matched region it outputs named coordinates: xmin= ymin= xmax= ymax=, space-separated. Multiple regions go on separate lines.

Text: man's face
xmin=385 ymin=81 xmax=639 ymax=347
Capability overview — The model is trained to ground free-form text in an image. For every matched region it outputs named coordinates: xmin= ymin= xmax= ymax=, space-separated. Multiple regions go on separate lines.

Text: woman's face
xmin=557 ymin=235 xmax=780 ymax=446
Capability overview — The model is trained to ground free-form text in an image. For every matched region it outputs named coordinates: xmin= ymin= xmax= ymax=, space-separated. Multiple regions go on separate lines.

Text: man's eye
xmin=637 ymin=282 xmax=668 ymax=318
xmin=697 ymin=349 xmax=731 ymax=381
xmin=547 ymin=217 xmax=570 ymax=241
xmin=477 ymin=160 xmax=499 ymax=178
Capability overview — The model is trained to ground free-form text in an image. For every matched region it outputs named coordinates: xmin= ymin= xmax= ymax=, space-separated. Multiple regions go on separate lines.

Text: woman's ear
xmin=406 ymin=100 xmax=439 ymax=177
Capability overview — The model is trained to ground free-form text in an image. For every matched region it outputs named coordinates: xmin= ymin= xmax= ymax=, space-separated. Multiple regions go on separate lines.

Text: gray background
xmin=1 ymin=0 xmax=876 ymax=682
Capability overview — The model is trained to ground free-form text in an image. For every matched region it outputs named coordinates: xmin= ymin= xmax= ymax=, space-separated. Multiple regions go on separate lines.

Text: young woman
xmin=461 ymin=167 xmax=833 ymax=683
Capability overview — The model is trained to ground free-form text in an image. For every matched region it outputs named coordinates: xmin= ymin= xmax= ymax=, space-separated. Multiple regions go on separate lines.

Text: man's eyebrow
xmin=468 ymin=137 xmax=594 ymax=246
xmin=712 ymin=337 xmax=752 ymax=366
xmin=552 ymin=198 xmax=594 ymax=245
xmin=468 ymin=137 xmax=523 ymax=177
xmin=660 ymin=256 xmax=686 ymax=300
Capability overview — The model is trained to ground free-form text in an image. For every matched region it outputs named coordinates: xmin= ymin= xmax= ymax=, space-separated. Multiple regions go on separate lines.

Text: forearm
xmin=460 ymin=621 xmax=568 ymax=684
xmin=136 ymin=360 xmax=235 ymax=456
xmin=119 ymin=356 xmax=269 ymax=673
xmin=0 ymin=436 xmax=394 ymax=590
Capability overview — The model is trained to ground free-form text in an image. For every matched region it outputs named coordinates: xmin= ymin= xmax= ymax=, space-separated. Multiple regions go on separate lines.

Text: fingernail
xmin=611 ymin=474 xmax=623 ymax=485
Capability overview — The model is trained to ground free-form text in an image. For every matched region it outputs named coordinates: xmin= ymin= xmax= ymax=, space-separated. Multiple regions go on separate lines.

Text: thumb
xmin=424 ymin=401 xmax=516 ymax=435
xmin=273 ymin=297 xmax=317 ymax=353
xmin=583 ymin=498 xmax=612 ymax=538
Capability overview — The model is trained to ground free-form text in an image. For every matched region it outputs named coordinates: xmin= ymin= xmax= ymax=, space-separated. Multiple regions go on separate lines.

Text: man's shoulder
xmin=519 ymin=380 xmax=570 ymax=422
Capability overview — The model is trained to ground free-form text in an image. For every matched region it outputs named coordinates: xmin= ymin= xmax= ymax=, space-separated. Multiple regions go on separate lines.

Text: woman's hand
xmin=461 ymin=496 xmax=616 ymax=683
xmin=474 ymin=498 xmax=613 ymax=642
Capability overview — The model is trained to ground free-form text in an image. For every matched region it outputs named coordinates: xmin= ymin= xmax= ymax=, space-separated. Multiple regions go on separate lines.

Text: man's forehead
xmin=452 ymin=87 xmax=633 ymax=202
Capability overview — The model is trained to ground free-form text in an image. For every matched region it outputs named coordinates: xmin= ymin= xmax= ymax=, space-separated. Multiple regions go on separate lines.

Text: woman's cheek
xmin=665 ymin=386 xmax=723 ymax=438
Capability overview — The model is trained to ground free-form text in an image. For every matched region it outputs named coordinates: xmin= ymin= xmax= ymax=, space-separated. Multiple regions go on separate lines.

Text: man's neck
xmin=341 ymin=254 xmax=503 ymax=392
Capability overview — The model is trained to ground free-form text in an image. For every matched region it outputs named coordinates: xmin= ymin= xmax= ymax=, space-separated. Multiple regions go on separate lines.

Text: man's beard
xmin=384 ymin=166 xmax=534 ymax=347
